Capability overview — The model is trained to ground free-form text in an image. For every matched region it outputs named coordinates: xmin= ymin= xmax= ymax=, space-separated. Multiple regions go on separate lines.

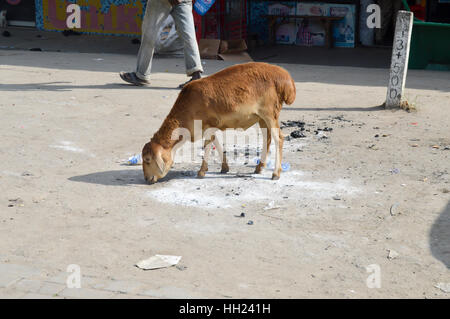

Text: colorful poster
xmin=275 ymin=23 xmax=297 ymax=44
xmin=268 ymin=1 xmax=296 ymax=44
xmin=295 ymin=2 xmax=327 ymax=46
xmin=295 ymin=2 xmax=355 ymax=48
xmin=295 ymin=18 xmax=326 ymax=46
xmin=35 ymin=0 xmax=147 ymax=36
xmin=328 ymin=3 xmax=355 ymax=48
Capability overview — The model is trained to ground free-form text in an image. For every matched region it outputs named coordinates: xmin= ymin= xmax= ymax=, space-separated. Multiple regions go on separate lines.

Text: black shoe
xmin=178 ymin=71 xmax=202 ymax=89
xmin=119 ymin=72 xmax=150 ymax=86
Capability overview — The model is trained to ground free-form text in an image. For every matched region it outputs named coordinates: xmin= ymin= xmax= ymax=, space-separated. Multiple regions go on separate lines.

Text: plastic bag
xmin=155 ymin=15 xmax=184 ymax=55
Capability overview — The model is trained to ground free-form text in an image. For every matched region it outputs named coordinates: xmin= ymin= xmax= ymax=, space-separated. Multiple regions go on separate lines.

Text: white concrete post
xmin=385 ymin=11 xmax=414 ymax=108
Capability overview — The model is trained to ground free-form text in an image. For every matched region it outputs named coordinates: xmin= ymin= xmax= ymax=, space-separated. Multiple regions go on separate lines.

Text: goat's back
xmin=177 ymin=62 xmax=295 ymax=113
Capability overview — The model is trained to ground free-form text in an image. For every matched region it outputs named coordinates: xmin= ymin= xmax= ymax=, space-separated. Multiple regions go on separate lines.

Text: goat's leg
xmin=212 ymin=137 xmax=229 ymax=174
xmin=198 ymin=139 xmax=212 ymax=178
xmin=271 ymin=126 xmax=283 ymax=180
xmin=255 ymin=119 xmax=271 ymax=174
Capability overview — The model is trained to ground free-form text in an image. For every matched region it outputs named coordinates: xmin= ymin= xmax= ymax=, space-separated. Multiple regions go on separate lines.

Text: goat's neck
xmin=152 ymin=115 xmax=182 ymax=150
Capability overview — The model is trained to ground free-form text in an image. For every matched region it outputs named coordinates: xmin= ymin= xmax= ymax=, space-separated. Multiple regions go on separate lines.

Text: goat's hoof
xmin=220 ymin=165 xmax=229 ymax=174
xmin=254 ymin=163 xmax=264 ymax=174
xmin=271 ymin=174 xmax=280 ymax=180
xmin=197 ymin=171 xmax=205 ymax=179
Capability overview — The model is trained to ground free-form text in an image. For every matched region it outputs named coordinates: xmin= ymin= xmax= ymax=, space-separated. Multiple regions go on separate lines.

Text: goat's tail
xmin=276 ymin=71 xmax=296 ymax=105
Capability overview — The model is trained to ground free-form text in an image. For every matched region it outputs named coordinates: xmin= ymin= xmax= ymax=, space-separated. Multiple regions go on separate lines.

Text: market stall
xmin=248 ymin=0 xmax=358 ymax=48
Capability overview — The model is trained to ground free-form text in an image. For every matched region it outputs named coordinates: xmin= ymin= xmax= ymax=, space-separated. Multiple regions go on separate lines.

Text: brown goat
xmin=142 ymin=62 xmax=296 ymax=183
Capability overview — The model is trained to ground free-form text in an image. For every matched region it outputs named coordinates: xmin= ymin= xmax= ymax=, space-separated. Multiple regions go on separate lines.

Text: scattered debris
xmin=387 ymin=249 xmax=399 ymax=260
xmin=290 ymin=130 xmax=306 ymax=138
xmin=247 ymin=220 xmax=254 ymax=225
xmin=8 ymin=198 xmax=24 ymax=208
xmin=235 ymin=212 xmax=245 ymax=218
xmin=175 ymin=265 xmax=188 ymax=271
xmin=21 ymin=171 xmax=33 ymax=177
xmin=390 ymin=168 xmax=400 ymax=174
xmin=281 ymin=120 xmax=305 ymax=129
xmin=29 ymin=48 xmax=42 ymax=51
xmin=2 ymin=30 xmax=10 ymax=37
xmin=332 ymin=115 xmax=350 ymax=122
xmin=442 ymin=188 xmax=449 ymax=194
xmin=136 ymin=255 xmax=181 ymax=270
xmin=332 ymin=195 xmax=341 ymax=201
xmin=62 ymin=29 xmax=81 ymax=36
xmin=432 ymin=145 xmax=440 ymax=149
xmin=317 ymin=127 xmax=333 ymax=132
xmin=316 ymin=131 xmax=328 ymax=140
xmin=435 ymin=283 xmax=450 ymax=293
xmin=390 ymin=203 xmax=400 ymax=216
xmin=263 ymin=200 xmax=281 ymax=210
xmin=281 ymin=162 xmax=291 ymax=172
xmin=253 ymin=159 xmax=290 ymax=172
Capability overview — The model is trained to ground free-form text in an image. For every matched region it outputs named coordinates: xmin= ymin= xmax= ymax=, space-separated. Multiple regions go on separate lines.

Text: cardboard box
xmin=200 ymin=39 xmax=253 ymax=62
xmin=198 ymin=38 xmax=221 ymax=59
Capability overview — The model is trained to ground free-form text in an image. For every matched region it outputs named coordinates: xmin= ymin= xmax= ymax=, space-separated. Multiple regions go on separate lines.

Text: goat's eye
xmin=144 ymin=158 xmax=151 ymax=164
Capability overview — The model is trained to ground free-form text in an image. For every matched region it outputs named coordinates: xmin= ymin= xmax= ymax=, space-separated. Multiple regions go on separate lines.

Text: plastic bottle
xmin=127 ymin=154 xmax=142 ymax=165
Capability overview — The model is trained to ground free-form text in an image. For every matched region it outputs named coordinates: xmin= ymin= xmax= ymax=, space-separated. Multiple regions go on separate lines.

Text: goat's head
xmin=141 ymin=140 xmax=173 ymax=184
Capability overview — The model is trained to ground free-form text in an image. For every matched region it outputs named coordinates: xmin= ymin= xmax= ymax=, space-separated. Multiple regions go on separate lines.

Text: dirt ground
xmin=0 ymin=49 xmax=449 ymax=298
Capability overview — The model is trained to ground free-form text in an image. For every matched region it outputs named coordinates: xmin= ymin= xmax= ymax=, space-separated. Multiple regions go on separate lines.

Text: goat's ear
xmin=155 ymin=152 xmax=165 ymax=174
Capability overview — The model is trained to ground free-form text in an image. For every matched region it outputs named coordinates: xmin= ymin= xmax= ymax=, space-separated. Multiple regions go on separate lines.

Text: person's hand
xmin=168 ymin=0 xmax=182 ymax=6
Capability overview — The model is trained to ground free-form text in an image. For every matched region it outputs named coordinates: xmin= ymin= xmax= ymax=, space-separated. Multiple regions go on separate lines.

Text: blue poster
xmin=193 ymin=0 xmax=216 ymax=16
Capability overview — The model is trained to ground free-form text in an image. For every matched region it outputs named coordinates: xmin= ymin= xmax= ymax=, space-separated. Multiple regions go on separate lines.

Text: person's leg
xmin=120 ymin=0 xmax=171 ymax=85
xmin=171 ymin=0 xmax=203 ymax=85
xmin=135 ymin=0 xmax=172 ymax=81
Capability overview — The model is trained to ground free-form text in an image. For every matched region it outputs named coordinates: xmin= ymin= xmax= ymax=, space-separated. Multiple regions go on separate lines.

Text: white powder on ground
xmin=146 ymin=170 xmax=360 ymax=209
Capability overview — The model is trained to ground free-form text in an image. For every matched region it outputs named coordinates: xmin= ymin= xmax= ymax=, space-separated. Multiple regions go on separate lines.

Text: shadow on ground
xmin=68 ymin=167 xmax=268 ymax=186
xmin=2 ymin=29 xmax=450 ymax=92
xmin=0 ymin=82 xmax=178 ymax=92
xmin=289 ymin=105 xmax=386 ymax=112
xmin=430 ymin=201 xmax=450 ymax=269
xmin=68 ymin=168 xmax=146 ymax=186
